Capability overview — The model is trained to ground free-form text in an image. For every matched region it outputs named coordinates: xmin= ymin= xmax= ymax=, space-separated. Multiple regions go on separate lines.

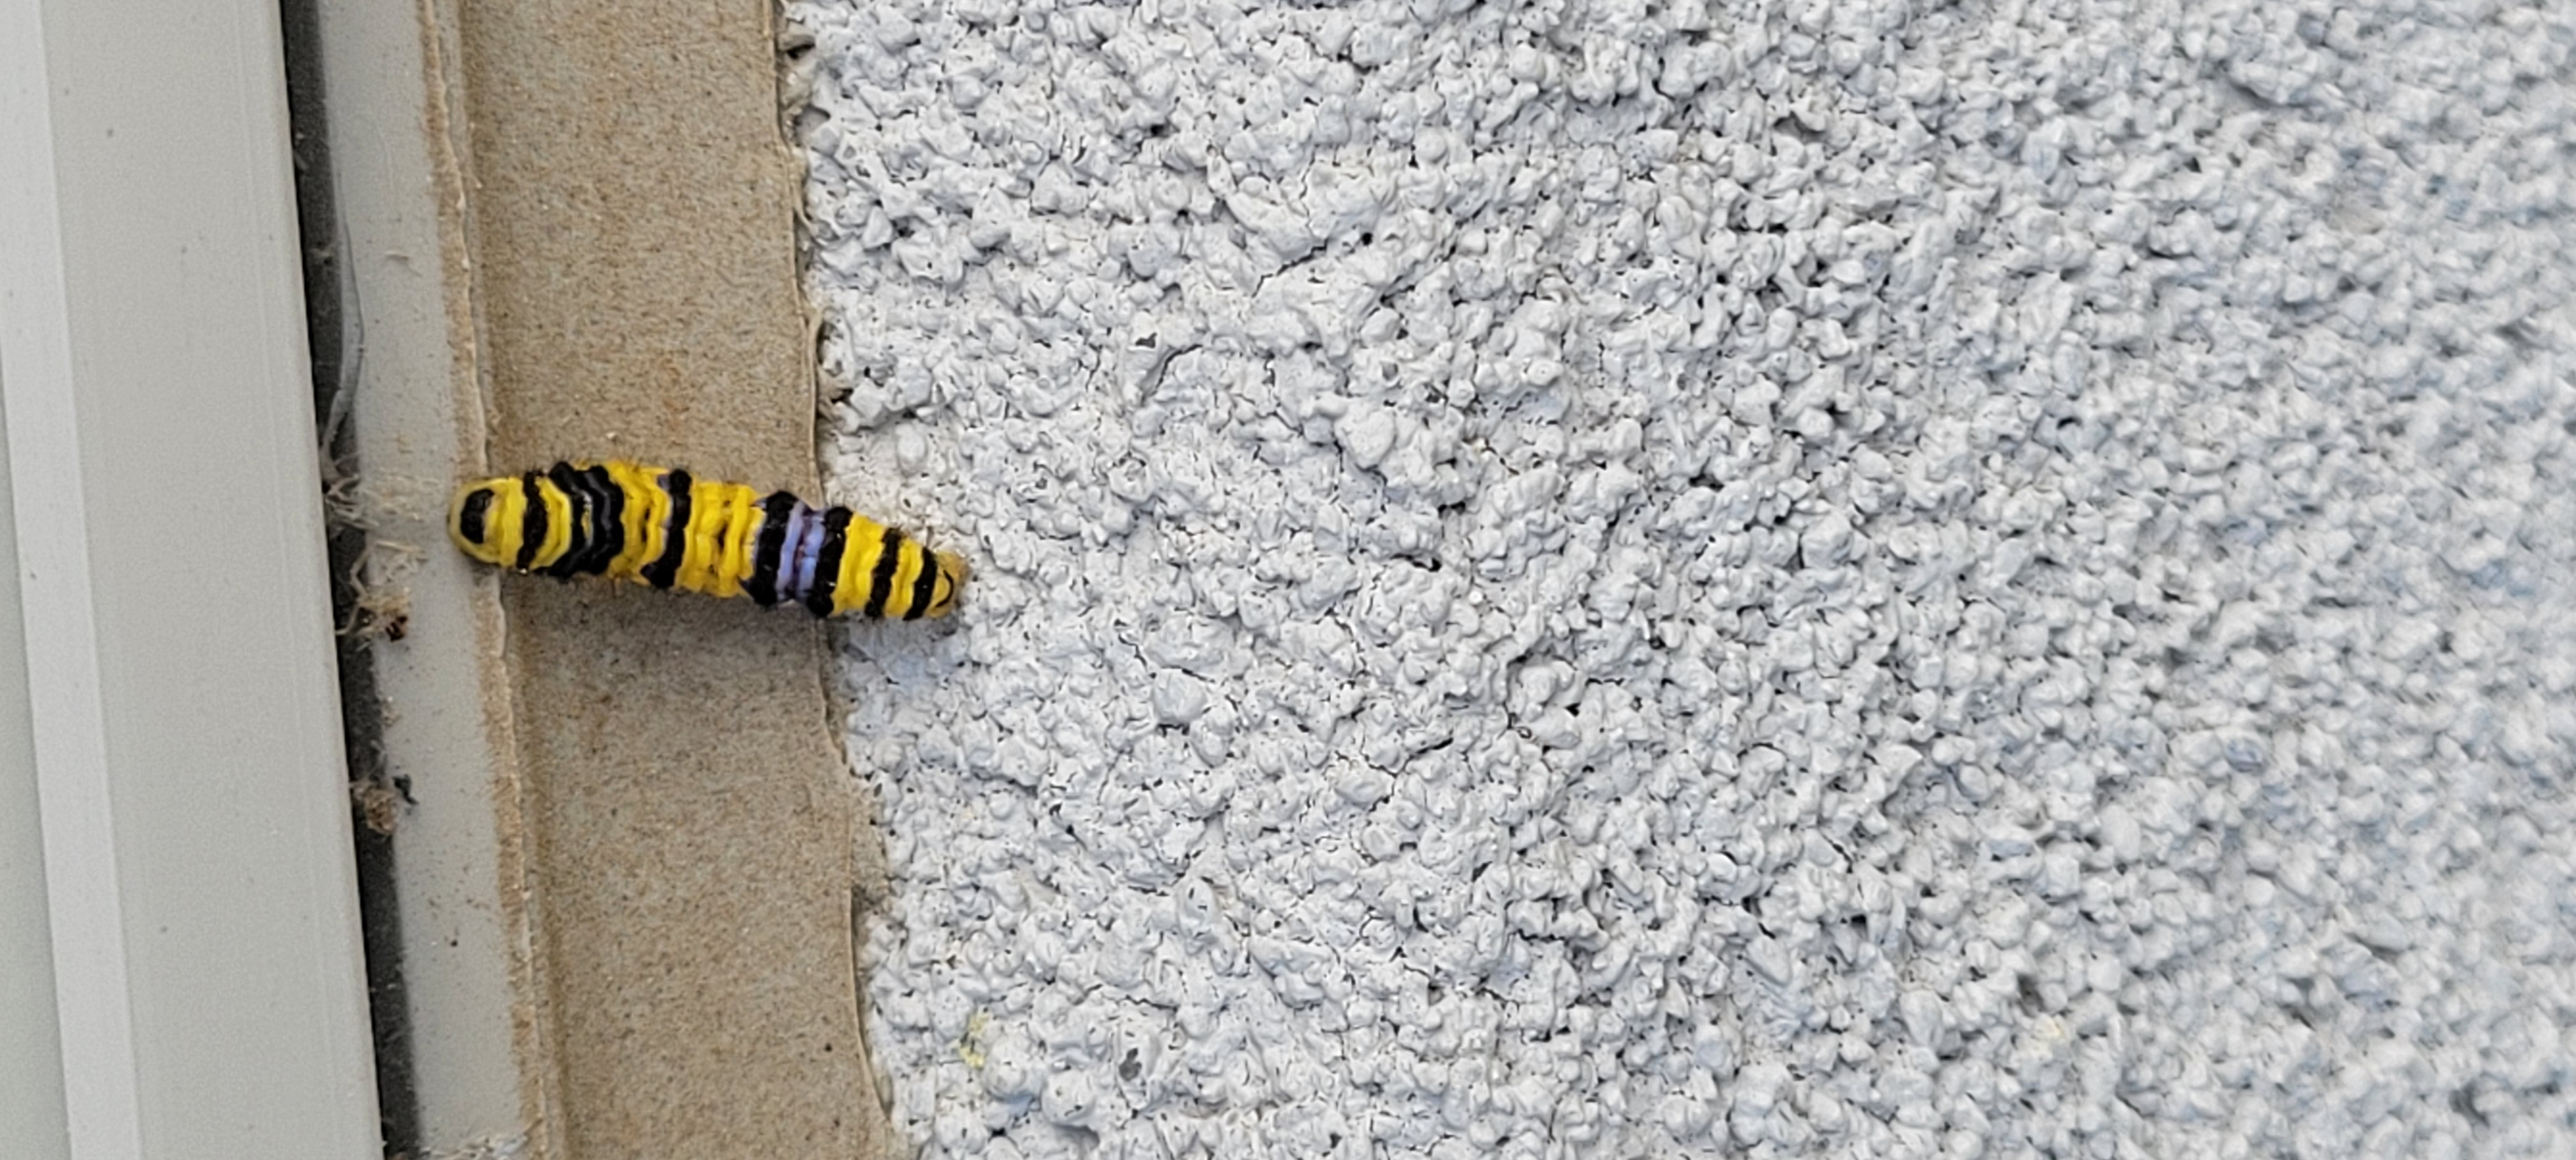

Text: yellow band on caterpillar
xmin=447 ymin=460 xmax=967 ymax=620
xmin=602 ymin=459 xmax=662 ymax=581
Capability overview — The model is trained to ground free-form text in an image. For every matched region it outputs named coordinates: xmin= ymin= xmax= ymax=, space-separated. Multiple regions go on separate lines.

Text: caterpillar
xmin=448 ymin=460 xmax=967 ymax=620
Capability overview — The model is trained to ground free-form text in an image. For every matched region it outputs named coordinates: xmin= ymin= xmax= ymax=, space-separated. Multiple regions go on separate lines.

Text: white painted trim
xmin=0 ymin=0 xmax=381 ymax=1154
xmin=0 ymin=5 xmax=145 ymax=1154
xmin=0 ymin=318 xmax=75 ymax=1160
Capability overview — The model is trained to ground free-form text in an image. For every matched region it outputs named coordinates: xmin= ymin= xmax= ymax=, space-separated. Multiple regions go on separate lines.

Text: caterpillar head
xmin=923 ymin=549 xmax=970 ymax=618
xmin=448 ymin=477 xmax=520 ymax=567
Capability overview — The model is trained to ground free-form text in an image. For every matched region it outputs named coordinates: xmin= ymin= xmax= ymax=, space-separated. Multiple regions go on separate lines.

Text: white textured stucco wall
xmin=789 ymin=0 xmax=2576 ymax=1154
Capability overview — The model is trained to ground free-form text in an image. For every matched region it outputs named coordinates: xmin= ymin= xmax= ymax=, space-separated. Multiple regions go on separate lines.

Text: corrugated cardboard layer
xmin=446 ymin=0 xmax=888 ymax=1154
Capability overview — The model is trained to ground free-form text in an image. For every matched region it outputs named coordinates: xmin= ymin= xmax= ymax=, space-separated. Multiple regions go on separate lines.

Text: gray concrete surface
xmin=792 ymin=0 xmax=2576 ymax=1154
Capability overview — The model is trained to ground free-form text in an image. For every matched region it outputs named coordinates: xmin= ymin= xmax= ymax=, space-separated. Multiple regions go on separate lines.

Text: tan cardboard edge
xmin=426 ymin=0 xmax=893 ymax=1154
xmin=329 ymin=0 xmax=567 ymax=1152
xmin=335 ymin=0 xmax=899 ymax=1146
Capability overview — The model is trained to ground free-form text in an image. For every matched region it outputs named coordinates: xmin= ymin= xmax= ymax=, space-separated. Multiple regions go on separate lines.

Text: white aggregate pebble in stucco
xmin=788 ymin=0 xmax=2576 ymax=1154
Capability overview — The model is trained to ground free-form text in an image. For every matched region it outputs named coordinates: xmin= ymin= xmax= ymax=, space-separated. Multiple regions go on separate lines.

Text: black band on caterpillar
xmin=541 ymin=462 xmax=592 ymax=579
xmin=746 ymin=491 xmax=797 ymax=607
xmin=514 ymin=473 xmax=547 ymax=572
xmin=864 ymin=525 xmax=904 ymax=619
xmin=905 ymin=539 xmax=940 ymax=621
xmin=807 ymin=507 xmax=854 ymax=618
xmin=457 ymin=488 xmax=493 ymax=547
xmin=581 ymin=464 xmax=625 ymax=576
xmin=640 ymin=468 xmax=692 ymax=590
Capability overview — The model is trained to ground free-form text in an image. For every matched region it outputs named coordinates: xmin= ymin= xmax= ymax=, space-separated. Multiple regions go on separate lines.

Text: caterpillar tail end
xmin=923 ymin=549 xmax=971 ymax=618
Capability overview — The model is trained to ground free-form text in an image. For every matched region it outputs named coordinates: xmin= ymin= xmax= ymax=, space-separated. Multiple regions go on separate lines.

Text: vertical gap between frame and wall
xmin=277 ymin=0 xmax=422 ymax=1152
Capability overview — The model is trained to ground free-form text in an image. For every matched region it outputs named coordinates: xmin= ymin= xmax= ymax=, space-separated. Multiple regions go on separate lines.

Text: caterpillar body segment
xmin=449 ymin=460 xmax=967 ymax=620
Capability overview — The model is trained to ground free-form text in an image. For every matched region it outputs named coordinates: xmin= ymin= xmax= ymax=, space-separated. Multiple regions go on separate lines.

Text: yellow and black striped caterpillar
xmin=448 ymin=460 xmax=967 ymax=620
